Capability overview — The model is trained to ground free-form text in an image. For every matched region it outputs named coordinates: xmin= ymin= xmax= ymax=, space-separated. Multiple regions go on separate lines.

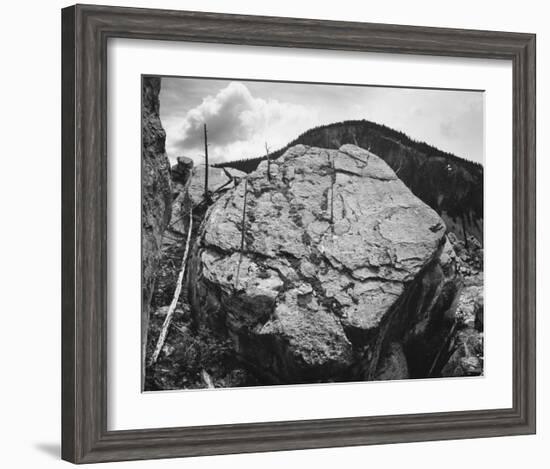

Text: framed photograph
xmin=61 ymin=4 xmax=536 ymax=464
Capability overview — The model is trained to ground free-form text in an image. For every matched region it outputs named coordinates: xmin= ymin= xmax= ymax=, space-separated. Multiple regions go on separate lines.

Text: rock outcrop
xmin=188 ymin=144 xmax=463 ymax=383
xmin=142 ymin=76 xmax=172 ymax=380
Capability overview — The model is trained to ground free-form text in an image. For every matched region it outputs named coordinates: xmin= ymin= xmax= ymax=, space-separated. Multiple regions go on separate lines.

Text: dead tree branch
xmin=201 ymin=369 xmax=215 ymax=389
xmin=150 ymin=206 xmax=194 ymax=365
xmin=330 ymin=154 xmax=335 ymax=231
xmin=394 ymin=159 xmax=403 ymax=176
xmin=265 ymin=142 xmax=271 ymax=181
xmin=428 ymin=319 xmax=458 ymax=377
xmin=204 ymin=123 xmax=209 ymax=200
xmin=234 ymin=177 xmax=248 ymax=290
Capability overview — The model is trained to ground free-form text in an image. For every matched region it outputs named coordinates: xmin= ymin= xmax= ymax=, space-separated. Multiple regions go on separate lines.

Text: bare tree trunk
xmin=234 ymin=177 xmax=248 ymax=290
xmin=330 ymin=155 xmax=335 ymax=231
xmin=461 ymin=214 xmax=469 ymax=248
xmin=150 ymin=207 xmax=194 ymax=365
xmin=204 ymin=123 xmax=209 ymax=200
xmin=265 ymin=142 xmax=271 ymax=181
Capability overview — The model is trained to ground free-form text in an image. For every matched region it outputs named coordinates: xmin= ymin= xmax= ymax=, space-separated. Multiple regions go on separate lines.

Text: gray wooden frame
xmin=61 ymin=4 xmax=536 ymax=464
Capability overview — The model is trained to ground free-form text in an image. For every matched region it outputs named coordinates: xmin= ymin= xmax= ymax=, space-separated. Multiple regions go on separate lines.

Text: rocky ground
xmin=441 ymin=232 xmax=484 ymax=377
xmin=144 ymin=145 xmax=484 ymax=391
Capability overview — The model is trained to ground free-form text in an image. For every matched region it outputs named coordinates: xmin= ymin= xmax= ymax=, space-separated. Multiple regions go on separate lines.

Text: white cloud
xmin=167 ymin=82 xmax=317 ymax=163
xmin=160 ymin=78 xmax=484 ymax=166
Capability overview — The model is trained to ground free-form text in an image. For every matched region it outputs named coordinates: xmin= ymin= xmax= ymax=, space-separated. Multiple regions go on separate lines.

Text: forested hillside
xmin=215 ymin=120 xmax=483 ymax=243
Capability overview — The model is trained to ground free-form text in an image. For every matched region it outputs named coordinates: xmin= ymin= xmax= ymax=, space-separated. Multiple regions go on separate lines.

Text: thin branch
xmin=172 ymin=324 xmax=189 ymax=337
xmin=161 ymin=232 xmax=185 ymax=243
xmin=166 ymin=210 xmax=187 ymax=229
xmin=204 ymin=123 xmax=209 ymax=200
xmin=240 ymin=179 xmax=248 ymax=254
xmin=265 ymin=142 xmax=271 ymax=181
xmin=394 ymin=159 xmax=403 ymax=176
xmin=150 ymin=207 xmax=194 ymax=365
xmin=234 ymin=177 xmax=248 ymax=290
xmin=461 ymin=214 xmax=469 ymax=248
xmin=330 ymin=154 xmax=335 ymax=231
xmin=215 ymin=167 xmax=236 ymax=193
xmin=428 ymin=319 xmax=458 ymax=377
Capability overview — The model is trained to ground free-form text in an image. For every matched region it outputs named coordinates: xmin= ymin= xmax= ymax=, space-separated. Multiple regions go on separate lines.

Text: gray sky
xmin=159 ymin=77 xmax=484 ymax=166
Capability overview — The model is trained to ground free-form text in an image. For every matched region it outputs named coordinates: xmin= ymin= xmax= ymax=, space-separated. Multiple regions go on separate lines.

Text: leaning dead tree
xmin=204 ymin=123 xmax=209 ymax=200
xmin=150 ymin=206 xmax=194 ymax=365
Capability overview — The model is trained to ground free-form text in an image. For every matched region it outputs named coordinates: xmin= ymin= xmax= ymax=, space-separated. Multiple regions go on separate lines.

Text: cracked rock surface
xmin=142 ymin=76 xmax=172 ymax=374
xmin=188 ymin=144 xmax=455 ymax=383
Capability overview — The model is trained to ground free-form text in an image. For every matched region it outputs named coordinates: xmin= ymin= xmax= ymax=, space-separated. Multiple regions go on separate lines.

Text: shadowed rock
xmin=142 ymin=77 xmax=172 ymax=385
xmin=374 ymin=342 xmax=409 ymax=381
xmin=172 ymin=156 xmax=194 ymax=185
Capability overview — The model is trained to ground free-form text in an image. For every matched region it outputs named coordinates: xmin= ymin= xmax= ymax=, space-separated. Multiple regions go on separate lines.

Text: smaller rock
xmin=171 ymin=156 xmax=194 ymax=184
xmin=162 ymin=343 xmax=175 ymax=358
xmin=166 ymin=157 xmax=194 ymax=240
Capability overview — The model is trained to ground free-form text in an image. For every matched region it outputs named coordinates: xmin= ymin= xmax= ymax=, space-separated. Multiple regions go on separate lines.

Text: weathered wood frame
xmin=61 ymin=4 xmax=536 ymax=464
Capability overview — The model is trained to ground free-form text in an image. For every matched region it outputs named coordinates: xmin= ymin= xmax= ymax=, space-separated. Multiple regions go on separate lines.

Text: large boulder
xmin=188 ymin=144 xmax=461 ymax=383
xmin=142 ymin=76 xmax=172 ymax=379
xmin=172 ymin=156 xmax=194 ymax=185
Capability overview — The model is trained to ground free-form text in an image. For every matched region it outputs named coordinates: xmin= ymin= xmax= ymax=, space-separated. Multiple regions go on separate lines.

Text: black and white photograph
xmin=1 ymin=0 xmax=542 ymax=466
xmin=142 ymin=75 xmax=484 ymax=391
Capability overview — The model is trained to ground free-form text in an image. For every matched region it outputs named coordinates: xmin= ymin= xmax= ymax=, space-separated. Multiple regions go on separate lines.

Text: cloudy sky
xmin=158 ymin=77 xmax=484 ymax=166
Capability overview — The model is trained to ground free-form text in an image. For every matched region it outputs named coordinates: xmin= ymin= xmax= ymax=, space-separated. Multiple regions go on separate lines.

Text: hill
xmin=214 ymin=120 xmax=483 ymax=243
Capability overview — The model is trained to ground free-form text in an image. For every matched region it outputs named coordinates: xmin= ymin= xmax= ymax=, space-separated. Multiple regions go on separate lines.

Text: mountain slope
xmin=215 ymin=120 xmax=483 ymax=243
